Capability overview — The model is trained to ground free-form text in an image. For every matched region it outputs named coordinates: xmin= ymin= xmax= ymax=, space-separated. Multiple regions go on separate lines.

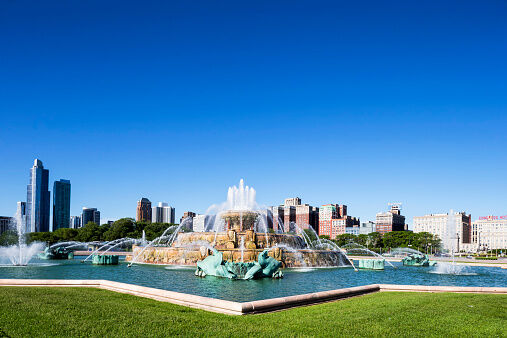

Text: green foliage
xmin=52 ymin=228 xmax=78 ymax=241
xmin=0 ymin=288 xmax=505 ymax=337
xmin=103 ymin=218 xmax=135 ymax=241
xmin=0 ymin=230 xmax=19 ymax=246
xmin=25 ymin=219 xmax=179 ymax=244
xmin=303 ymin=229 xmax=318 ymax=242
xmin=335 ymin=234 xmax=357 ymax=246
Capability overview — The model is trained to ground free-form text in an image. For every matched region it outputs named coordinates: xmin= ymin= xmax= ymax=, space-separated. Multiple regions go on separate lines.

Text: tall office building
xmin=53 ymin=179 xmax=71 ymax=231
xmin=136 ymin=198 xmax=152 ymax=222
xmin=375 ymin=204 xmax=406 ymax=234
xmin=69 ymin=216 xmax=81 ymax=229
xmin=26 ymin=159 xmax=50 ymax=233
xmin=470 ymin=216 xmax=507 ymax=251
xmin=152 ymin=202 xmax=175 ymax=223
xmin=180 ymin=211 xmax=196 ymax=230
xmin=318 ymin=204 xmax=359 ymax=239
xmin=413 ymin=211 xmax=472 ymax=249
xmin=0 ymin=216 xmax=13 ymax=234
xmin=359 ymin=221 xmax=376 ymax=235
xmin=193 ymin=214 xmax=212 ymax=232
xmin=271 ymin=198 xmax=319 ymax=233
xmin=271 ymin=206 xmax=284 ymax=232
xmin=81 ymin=207 xmax=100 ymax=226
xmin=16 ymin=201 xmax=28 ymax=232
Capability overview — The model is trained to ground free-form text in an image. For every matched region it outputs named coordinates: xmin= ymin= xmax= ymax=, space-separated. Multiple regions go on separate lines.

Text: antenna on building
xmin=388 ymin=202 xmax=402 ymax=209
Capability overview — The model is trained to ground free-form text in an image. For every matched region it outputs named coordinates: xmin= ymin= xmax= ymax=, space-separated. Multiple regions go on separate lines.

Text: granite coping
xmin=0 ymin=279 xmax=505 ymax=315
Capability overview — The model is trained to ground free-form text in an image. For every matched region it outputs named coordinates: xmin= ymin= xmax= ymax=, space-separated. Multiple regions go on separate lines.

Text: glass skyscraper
xmin=81 ymin=207 xmax=100 ymax=227
xmin=53 ymin=179 xmax=71 ymax=231
xmin=26 ymin=159 xmax=50 ymax=233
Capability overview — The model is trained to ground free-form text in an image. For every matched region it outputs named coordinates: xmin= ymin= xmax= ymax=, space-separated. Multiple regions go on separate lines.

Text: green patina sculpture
xmin=402 ymin=253 xmax=437 ymax=267
xmin=195 ymin=248 xmax=283 ymax=280
xmin=38 ymin=247 xmax=74 ymax=260
xmin=358 ymin=258 xmax=385 ymax=270
xmin=92 ymin=254 xmax=119 ymax=265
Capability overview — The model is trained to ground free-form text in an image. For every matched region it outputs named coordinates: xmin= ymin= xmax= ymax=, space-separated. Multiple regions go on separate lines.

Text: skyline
xmin=2 ymin=159 xmax=504 ymax=228
xmin=1 ymin=1 xmax=506 ymax=226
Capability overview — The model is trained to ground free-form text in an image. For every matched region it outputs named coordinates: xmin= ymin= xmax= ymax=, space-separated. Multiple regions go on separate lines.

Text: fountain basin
xmin=92 ymin=255 xmax=119 ymax=265
xmin=358 ymin=259 xmax=385 ymax=270
xmin=38 ymin=247 xmax=74 ymax=260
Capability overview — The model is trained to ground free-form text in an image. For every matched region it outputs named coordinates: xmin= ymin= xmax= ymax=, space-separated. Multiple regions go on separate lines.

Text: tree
xmin=303 ymin=229 xmax=318 ymax=243
xmin=367 ymin=232 xmax=383 ymax=248
xmin=382 ymin=231 xmax=412 ymax=249
xmin=103 ymin=218 xmax=135 ymax=241
xmin=27 ymin=232 xmax=53 ymax=244
xmin=52 ymin=228 xmax=78 ymax=242
xmin=335 ymin=234 xmax=357 ymax=247
xmin=75 ymin=222 xmax=103 ymax=242
xmin=0 ymin=230 xmax=19 ymax=246
xmin=356 ymin=234 xmax=368 ymax=247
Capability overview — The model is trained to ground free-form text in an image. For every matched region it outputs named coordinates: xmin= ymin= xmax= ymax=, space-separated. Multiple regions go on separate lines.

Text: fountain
xmin=38 ymin=246 xmax=74 ymax=260
xmin=127 ymin=179 xmax=354 ymax=269
xmin=431 ymin=210 xmax=471 ymax=275
xmin=0 ymin=210 xmax=44 ymax=266
xmin=343 ymin=243 xmax=396 ymax=270
xmin=388 ymin=247 xmax=436 ymax=267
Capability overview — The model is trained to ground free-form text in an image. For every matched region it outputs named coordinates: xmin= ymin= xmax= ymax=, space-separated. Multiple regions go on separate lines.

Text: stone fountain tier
xmin=127 ymin=230 xmax=352 ymax=267
xmin=127 ymin=245 xmax=350 ymax=268
xmin=173 ymin=230 xmax=307 ymax=250
xmin=220 ymin=210 xmax=260 ymax=231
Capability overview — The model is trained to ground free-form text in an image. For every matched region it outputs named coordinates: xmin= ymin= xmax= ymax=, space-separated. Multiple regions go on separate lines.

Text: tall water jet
xmin=431 ymin=210 xmax=471 ymax=275
xmin=0 ymin=210 xmax=44 ymax=266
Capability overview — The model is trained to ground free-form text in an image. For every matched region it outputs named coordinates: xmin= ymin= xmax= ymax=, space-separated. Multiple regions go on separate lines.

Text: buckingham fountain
xmin=127 ymin=179 xmax=354 ymax=272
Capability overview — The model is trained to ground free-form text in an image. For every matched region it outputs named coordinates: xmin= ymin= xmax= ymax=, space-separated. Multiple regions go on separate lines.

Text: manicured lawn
xmin=0 ymin=287 xmax=505 ymax=337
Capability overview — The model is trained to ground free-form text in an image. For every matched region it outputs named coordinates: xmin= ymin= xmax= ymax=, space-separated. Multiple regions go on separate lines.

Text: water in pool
xmin=0 ymin=257 xmax=505 ymax=302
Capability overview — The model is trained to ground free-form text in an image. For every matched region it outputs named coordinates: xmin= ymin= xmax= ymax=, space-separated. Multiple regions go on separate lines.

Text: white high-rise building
xmin=193 ymin=214 xmax=211 ymax=232
xmin=413 ymin=212 xmax=471 ymax=249
xmin=152 ymin=202 xmax=175 ymax=224
xmin=471 ymin=217 xmax=507 ymax=251
xmin=69 ymin=216 xmax=81 ymax=229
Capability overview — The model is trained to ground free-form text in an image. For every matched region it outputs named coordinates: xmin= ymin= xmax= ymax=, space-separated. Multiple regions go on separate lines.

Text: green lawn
xmin=0 ymin=287 xmax=505 ymax=337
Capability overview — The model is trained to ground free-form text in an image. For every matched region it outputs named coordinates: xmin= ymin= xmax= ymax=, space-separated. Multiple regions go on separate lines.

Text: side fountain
xmin=0 ymin=210 xmax=44 ymax=266
xmin=127 ymin=179 xmax=354 ymax=269
xmin=389 ymin=248 xmax=437 ymax=267
xmin=343 ymin=243 xmax=396 ymax=270
xmin=38 ymin=246 xmax=74 ymax=260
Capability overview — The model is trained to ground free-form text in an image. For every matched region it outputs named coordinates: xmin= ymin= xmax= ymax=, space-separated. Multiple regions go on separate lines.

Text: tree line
xmin=0 ymin=218 xmax=181 ymax=246
xmin=307 ymin=230 xmax=441 ymax=253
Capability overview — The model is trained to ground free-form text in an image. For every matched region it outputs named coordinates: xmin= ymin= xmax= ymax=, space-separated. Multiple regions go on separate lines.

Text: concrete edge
xmin=0 ymin=280 xmax=506 ymax=315
xmin=241 ymin=284 xmax=380 ymax=314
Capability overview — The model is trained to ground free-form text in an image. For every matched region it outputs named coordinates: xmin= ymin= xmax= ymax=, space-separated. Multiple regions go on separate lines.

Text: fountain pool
xmin=0 ymin=256 xmax=504 ymax=301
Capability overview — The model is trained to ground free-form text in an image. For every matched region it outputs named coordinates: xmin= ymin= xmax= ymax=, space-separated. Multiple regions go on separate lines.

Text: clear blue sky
xmin=1 ymin=1 xmax=506 ymax=227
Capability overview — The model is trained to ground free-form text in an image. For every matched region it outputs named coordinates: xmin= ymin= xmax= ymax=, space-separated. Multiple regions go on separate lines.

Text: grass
xmin=0 ymin=288 xmax=505 ymax=337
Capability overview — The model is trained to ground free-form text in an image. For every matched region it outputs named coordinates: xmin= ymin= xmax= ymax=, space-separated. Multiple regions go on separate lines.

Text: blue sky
xmin=1 ymin=1 xmax=506 ymax=226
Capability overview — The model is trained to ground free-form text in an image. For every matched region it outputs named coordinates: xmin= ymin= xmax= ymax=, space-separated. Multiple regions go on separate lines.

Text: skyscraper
xmin=26 ymin=159 xmax=50 ymax=233
xmin=375 ymin=204 xmax=406 ymax=234
xmin=69 ymin=216 xmax=81 ymax=229
xmin=136 ymin=198 xmax=152 ymax=222
xmin=16 ymin=201 xmax=28 ymax=232
xmin=152 ymin=202 xmax=175 ymax=223
xmin=81 ymin=207 xmax=100 ymax=226
xmin=53 ymin=179 xmax=71 ymax=231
